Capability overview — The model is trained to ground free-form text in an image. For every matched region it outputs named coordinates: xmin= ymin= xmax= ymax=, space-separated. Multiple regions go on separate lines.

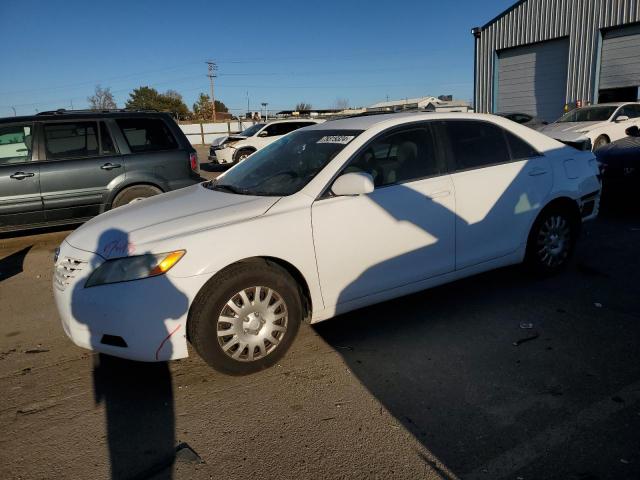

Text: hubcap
xmin=216 ymin=286 xmax=288 ymax=362
xmin=536 ymin=215 xmax=571 ymax=268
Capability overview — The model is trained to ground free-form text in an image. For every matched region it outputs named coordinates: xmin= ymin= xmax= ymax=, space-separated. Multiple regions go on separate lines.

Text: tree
xmin=125 ymin=86 xmax=190 ymax=119
xmin=88 ymin=85 xmax=117 ymax=110
xmin=334 ymin=98 xmax=349 ymax=110
xmin=192 ymin=93 xmax=229 ymax=121
xmin=295 ymin=102 xmax=313 ymax=111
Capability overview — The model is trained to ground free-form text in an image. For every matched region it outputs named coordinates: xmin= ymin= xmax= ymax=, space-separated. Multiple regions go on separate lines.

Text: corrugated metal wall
xmin=474 ymin=0 xmax=640 ymax=113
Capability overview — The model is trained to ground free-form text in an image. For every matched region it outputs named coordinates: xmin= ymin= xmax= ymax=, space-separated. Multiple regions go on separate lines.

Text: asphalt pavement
xmin=0 ymin=175 xmax=639 ymax=479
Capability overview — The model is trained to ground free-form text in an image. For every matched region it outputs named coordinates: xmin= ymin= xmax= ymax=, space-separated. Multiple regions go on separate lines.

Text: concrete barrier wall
xmin=179 ymin=121 xmax=252 ymax=145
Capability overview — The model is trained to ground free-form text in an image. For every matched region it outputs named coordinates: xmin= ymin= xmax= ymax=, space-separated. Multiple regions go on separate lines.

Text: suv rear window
xmin=44 ymin=122 xmax=99 ymax=159
xmin=116 ymin=118 xmax=178 ymax=153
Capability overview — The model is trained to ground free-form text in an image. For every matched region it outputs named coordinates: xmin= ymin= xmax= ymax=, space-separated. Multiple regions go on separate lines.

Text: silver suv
xmin=0 ymin=110 xmax=201 ymax=232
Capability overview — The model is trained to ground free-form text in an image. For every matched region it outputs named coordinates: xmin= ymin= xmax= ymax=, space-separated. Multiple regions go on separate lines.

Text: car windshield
xmin=557 ymin=106 xmax=618 ymax=123
xmin=239 ymin=123 xmax=266 ymax=137
xmin=207 ymin=129 xmax=362 ymax=196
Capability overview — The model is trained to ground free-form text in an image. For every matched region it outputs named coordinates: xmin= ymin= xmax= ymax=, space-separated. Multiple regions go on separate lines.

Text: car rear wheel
xmin=525 ymin=205 xmax=578 ymax=275
xmin=187 ymin=260 xmax=302 ymax=375
xmin=593 ymin=135 xmax=609 ymax=150
xmin=112 ymin=185 xmax=162 ymax=208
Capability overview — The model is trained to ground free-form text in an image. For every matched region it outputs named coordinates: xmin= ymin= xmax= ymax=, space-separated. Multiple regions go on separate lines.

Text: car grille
xmin=54 ymin=257 xmax=88 ymax=291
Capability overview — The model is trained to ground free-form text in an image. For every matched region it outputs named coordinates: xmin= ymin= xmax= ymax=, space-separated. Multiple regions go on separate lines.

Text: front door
xmin=0 ymin=122 xmax=43 ymax=229
xmin=311 ymin=123 xmax=455 ymax=307
xmin=38 ymin=120 xmax=122 ymax=221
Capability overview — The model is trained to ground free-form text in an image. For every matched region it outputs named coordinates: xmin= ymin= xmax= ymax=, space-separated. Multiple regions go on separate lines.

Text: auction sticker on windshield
xmin=317 ymin=135 xmax=355 ymax=144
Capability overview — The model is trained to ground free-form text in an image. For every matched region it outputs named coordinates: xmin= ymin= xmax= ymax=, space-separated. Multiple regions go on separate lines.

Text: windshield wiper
xmin=211 ymin=183 xmax=244 ymax=194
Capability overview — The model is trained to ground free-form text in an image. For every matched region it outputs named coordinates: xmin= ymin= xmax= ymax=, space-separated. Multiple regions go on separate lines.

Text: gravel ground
xmin=0 ymin=198 xmax=639 ymax=479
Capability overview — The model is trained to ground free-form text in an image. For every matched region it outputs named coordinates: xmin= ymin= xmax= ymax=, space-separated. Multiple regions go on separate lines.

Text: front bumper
xmin=211 ymin=147 xmax=235 ymax=164
xmin=53 ymin=241 xmax=209 ymax=362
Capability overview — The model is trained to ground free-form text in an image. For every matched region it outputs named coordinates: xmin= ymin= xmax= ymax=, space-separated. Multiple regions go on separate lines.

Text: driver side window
xmin=344 ymin=125 xmax=444 ymax=188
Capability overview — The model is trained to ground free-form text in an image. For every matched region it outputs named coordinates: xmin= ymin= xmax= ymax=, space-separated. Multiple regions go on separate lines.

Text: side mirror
xmin=257 ymin=130 xmax=269 ymax=137
xmin=626 ymin=125 xmax=640 ymax=137
xmin=615 ymin=115 xmax=629 ymax=123
xmin=331 ymin=172 xmax=374 ymax=196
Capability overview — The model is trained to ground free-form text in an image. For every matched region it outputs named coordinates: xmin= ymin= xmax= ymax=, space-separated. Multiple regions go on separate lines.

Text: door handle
xmin=101 ymin=163 xmax=121 ymax=170
xmin=528 ymin=167 xmax=548 ymax=176
xmin=9 ymin=172 xmax=35 ymax=180
xmin=427 ymin=190 xmax=451 ymax=199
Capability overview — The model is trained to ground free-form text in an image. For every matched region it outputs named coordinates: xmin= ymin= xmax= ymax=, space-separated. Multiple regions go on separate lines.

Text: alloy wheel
xmin=536 ymin=215 xmax=571 ymax=268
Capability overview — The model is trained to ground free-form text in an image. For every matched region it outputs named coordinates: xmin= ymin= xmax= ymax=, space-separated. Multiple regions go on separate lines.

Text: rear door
xmin=38 ymin=120 xmax=123 ymax=221
xmin=438 ymin=119 xmax=552 ymax=270
xmin=0 ymin=122 xmax=43 ymax=229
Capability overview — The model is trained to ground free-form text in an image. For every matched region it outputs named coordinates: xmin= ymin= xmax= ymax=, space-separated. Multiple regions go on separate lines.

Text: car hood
xmin=540 ymin=121 xmax=601 ymax=137
xmin=65 ymin=183 xmax=281 ymax=259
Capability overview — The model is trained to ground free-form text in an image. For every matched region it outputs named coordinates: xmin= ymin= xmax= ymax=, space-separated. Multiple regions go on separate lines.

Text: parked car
xmin=595 ymin=125 xmax=640 ymax=211
xmin=497 ymin=112 xmax=547 ymax=130
xmin=539 ymin=102 xmax=640 ymax=150
xmin=0 ymin=109 xmax=201 ymax=233
xmin=209 ymin=119 xmax=323 ymax=164
xmin=54 ymin=112 xmax=600 ymax=375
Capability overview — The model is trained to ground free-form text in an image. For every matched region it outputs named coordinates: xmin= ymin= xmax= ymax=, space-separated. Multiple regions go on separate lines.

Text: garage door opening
xmin=598 ymin=86 xmax=640 ymax=103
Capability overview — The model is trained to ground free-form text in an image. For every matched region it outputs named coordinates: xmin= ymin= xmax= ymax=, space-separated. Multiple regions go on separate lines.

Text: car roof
xmin=0 ymin=110 xmax=174 ymax=124
xmin=269 ymin=118 xmax=321 ymax=123
xmin=584 ymin=102 xmax=634 ymax=107
xmin=304 ymin=112 xmax=500 ymax=131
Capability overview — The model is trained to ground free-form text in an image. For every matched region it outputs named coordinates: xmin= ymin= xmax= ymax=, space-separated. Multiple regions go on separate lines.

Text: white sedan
xmin=211 ymin=119 xmax=322 ymax=164
xmin=539 ymin=102 xmax=640 ymax=150
xmin=54 ymin=113 xmax=601 ymax=375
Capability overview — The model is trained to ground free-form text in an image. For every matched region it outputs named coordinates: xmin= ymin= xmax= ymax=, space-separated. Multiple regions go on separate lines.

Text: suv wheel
xmin=112 ymin=185 xmax=162 ymax=208
xmin=188 ymin=260 xmax=302 ymax=375
xmin=234 ymin=148 xmax=255 ymax=163
xmin=525 ymin=205 xmax=578 ymax=275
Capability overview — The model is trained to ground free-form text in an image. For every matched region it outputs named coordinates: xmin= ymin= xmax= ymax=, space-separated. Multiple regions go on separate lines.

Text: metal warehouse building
xmin=473 ymin=0 xmax=640 ymax=122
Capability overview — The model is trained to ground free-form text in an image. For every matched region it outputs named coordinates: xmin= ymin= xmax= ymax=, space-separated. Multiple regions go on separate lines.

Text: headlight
xmin=85 ymin=250 xmax=185 ymax=288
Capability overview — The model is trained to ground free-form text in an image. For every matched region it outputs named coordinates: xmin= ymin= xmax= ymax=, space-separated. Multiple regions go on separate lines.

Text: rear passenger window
xmin=442 ymin=120 xmax=510 ymax=170
xmin=505 ymin=131 xmax=539 ymax=160
xmin=44 ymin=122 xmax=99 ymax=160
xmin=116 ymin=118 xmax=177 ymax=153
xmin=346 ymin=126 xmax=445 ymax=187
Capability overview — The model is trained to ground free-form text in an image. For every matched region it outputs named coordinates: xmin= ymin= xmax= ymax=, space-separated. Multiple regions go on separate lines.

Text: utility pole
xmin=261 ymin=102 xmax=268 ymax=121
xmin=70 ymin=99 xmax=74 ymax=110
xmin=246 ymin=91 xmax=250 ymax=118
xmin=206 ymin=61 xmax=218 ymax=122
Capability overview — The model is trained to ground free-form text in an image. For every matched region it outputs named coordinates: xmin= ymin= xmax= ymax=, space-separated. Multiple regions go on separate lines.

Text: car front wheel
xmin=187 ymin=260 xmax=302 ymax=375
xmin=593 ymin=135 xmax=609 ymax=150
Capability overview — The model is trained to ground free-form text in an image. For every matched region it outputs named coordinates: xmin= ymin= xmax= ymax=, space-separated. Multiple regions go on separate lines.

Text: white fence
xmin=179 ymin=121 xmax=252 ymax=145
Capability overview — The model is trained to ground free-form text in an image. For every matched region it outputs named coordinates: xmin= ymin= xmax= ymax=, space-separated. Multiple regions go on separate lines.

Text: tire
xmin=112 ymin=185 xmax=162 ymax=209
xmin=593 ymin=135 xmax=609 ymax=150
xmin=187 ymin=259 xmax=302 ymax=375
xmin=233 ymin=148 xmax=255 ymax=163
xmin=525 ymin=205 xmax=579 ymax=275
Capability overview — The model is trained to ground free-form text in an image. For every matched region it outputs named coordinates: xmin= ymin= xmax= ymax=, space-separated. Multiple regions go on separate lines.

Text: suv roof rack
xmin=36 ymin=108 xmax=159 ymax=116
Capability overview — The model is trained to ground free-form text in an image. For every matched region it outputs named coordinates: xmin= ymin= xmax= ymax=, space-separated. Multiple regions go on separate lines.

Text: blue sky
xmin=0 ymin=0 xmax=515 ymax=117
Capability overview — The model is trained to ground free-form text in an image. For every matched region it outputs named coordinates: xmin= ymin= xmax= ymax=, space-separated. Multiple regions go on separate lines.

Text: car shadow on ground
xmin=0 ymin=245 xmax=32 ymax=282
xmin=314 ymin=213 xmax=640 ymax=479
